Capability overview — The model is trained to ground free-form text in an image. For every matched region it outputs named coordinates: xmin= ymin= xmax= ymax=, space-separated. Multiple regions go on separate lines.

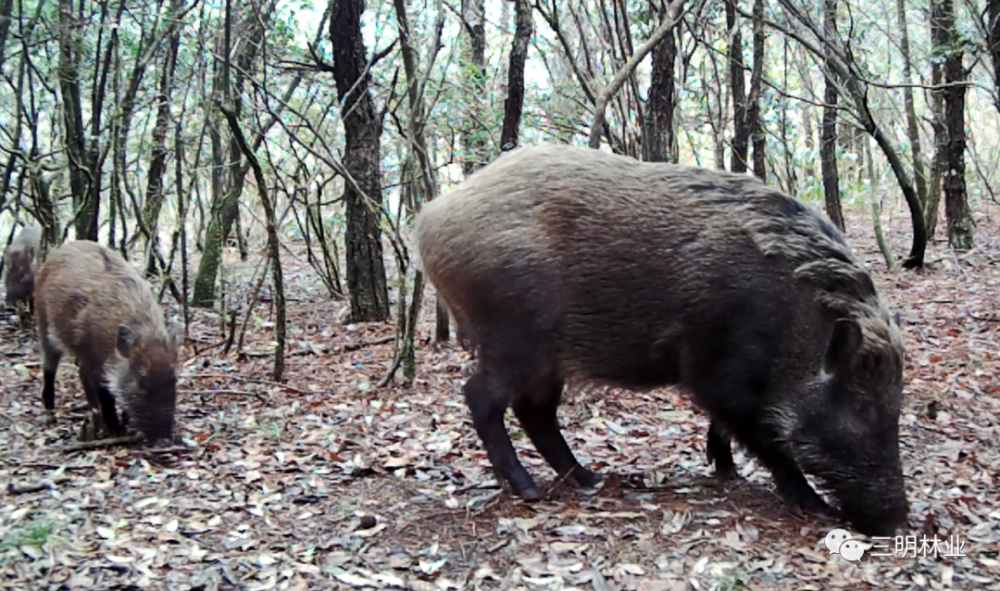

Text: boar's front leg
xmin=95 ymin=385 xmax=125 ymax=437
xmin=511 ymin=376 xmax=600 ymax=490
xmin=732 ymin=417 xmax=834 ymax=517
xmin=463 ymin=369 xmax=543 ymax=500
xmin=706 ymin=420 xmax=737 ymax=481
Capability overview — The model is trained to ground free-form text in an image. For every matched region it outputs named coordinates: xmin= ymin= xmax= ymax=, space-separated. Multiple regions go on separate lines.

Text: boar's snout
xmin=835 ymin=474 xmax=909 ymax=537
xmin=135 ymin=414 xmax=175 ymax=447
xmin=130 ymin=379 xmax=177 ymax=446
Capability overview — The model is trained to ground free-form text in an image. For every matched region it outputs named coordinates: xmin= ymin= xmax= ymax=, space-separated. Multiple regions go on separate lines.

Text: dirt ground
xmin=0 ymin=197 xmax=998 ymax=590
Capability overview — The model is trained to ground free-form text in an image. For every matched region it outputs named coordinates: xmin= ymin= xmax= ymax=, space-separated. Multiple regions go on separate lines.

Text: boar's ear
xmin=823 ymin=318 xmax=862 ymax=375
xmin=117 ymin=324 xmax=137 ymax=357
xmin=892 ymin=312 xmax=902 ymax=327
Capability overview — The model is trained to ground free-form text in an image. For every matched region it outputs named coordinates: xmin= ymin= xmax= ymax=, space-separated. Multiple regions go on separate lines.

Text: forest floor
xmin=1 ymin=196 xmax=999 ymax=591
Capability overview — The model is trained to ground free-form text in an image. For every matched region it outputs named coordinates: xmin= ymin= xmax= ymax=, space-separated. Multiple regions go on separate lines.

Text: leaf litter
xmin=0 ymin=202 xmax=999 ymax=590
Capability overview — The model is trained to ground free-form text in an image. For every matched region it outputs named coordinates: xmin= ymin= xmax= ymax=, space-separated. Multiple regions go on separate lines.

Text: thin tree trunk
xmin=866 ymin=136 xmax=895 ymax=271
xmin=780 ymin=37 xmax=797 ymax=194
xmin=895 ymin=0 xmax=927 ymax=208
xmin=461 ymin=0 xmax=487 ymax=174
xmin=747 ymin=0 xmax=766 ymax=180
xmin=220 ymin=105 xmax=286 ymax=381
xmin=57 ymin=0 xmax=89 ymax=240
xmin=725 ymin=0 xmax=748 ymax=173
xmin=642 ymin=0 xmax=677 ymax=163
xmin=587 ymin=0 xmax=685 ymax=149
xmin=141 ymin=0 xmax=182 ymax=274
xmin=820 ymin=0 xmax=844 ymax=230
xmin=0 ymin=0 xmax=14 ymax=71
xmin=988 ymin=0 xmax=1000 ymax=115
xmin=175 ymin=119 xmax=190 ymax=336
xmin=941 ymin=0 xmax=973 ymax=251
xmin=331 ymin=0 xmax=390 ymax=322
xmin=191 ymin=0 xmax=276 ymax=307
xmin=500 ymin=0 xmax=533 ymax=152
xmin=927 ymin=1 xmax=947 ymax=240
xmin=393 ymin=0 xmax=443 ymax=380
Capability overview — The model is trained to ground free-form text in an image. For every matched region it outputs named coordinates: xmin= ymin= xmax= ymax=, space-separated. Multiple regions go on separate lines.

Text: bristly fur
xmin=34 ymin=240 xmax=180 ymax=444
xmin=414 ymin=143 xmax=908 ymax=537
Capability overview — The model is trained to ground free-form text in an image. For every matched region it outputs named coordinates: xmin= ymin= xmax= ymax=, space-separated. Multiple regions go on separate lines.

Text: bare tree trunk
xmin=988 ymin=0 xmax=1000 ymax=115
xmin=0 ymin=0 xmax=14 ymax=71
xmin=895 ymin=0 xmax=927 ymax=208
xmin=780 ymin=37 xmax=797 ymax=194
xmin=771 ymin=0 xmax=927 ymax=266
xmin=865 ymin=136 xmax=895 ymax=271
xmin=393 ymin=0 xmax=446 ymax=381
xmin=725 ymin=0 xmax=748 ymax=173
xmin=191 ymin=0 xmax=276 ymax=307
xmin=500 ymin=0 xmax=533 ymax=152
xmin=927 ymin=1 xmax=947 ymax=241
xmin=642 ymin=0 xmax=677 ymax=163
xmin=57 ymin=0 xmax=90 ymax=240
xmin=461 ymin=0 xmax=487 ymax=175
xmin=941 ymin=0 xmax=973 ymax=251
xmin=141 ymin=0 xmax=183 ymax=274
xmin=331 ymin=0 xmax=390 ymax=322
xmin=747 ymin=0 xmax=766 ymax=181
xmin=220 ymin=104 xmax=286 ymax=381
xmin=586 ymin=0 xmax=685 ymax=149
xmin=820 ymin=0 xmax=844 ymax=231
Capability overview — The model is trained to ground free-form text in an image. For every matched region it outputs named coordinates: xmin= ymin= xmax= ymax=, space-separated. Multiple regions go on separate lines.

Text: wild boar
xmin=34 ymin=240 xmax=181 ymax=445
xmin=3 ymin=225 xmax=42 ymax=310
xmin=414 ymin=144 xmax=909 ymax=537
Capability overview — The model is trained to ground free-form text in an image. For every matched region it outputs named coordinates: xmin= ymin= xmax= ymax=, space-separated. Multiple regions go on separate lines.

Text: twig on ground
xmin=544 ymin=466 xmax=580 ymax=498
xmin=61 ymin=435 xmax=144 ymax=453
xmin=7 ymin=477 xmax=69 ymax=495
xmin=343 ymin=335 xmax=395 ymax=351
xmin=185 ymin=389 xmax=267 ymax=403
xmin=185 ymin=373 xmax=310 ymax=394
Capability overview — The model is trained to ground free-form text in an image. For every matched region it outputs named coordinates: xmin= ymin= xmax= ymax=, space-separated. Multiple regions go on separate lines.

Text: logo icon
xmin=824 ymin=528 xmax=867 ymax=561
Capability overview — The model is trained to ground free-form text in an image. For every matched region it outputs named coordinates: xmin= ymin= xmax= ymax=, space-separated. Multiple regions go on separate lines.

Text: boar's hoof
xmin=45 ymin=410 xmax=57 ymax=427
xmin=567 ymin=466 xmax=602 ymax=489
xmin=713 ymin=464 xmax=739 ymax=484
xmin=504 ymin=473 xmax=543 ymax=501
xmin=77 ymin=413 xmax=100 ymax=442
xmin=786 ymin=488 xmax=836 ymax=519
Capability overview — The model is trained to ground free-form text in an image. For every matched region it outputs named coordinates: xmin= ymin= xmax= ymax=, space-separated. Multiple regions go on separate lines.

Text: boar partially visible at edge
xmin=414 ymin=143 xmax=909 ymax=538
xmin=3 ymin=225 xmax=42 ymax=309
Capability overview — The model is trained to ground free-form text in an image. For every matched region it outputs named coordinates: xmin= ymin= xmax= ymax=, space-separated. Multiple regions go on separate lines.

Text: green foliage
xmin=0 ymin=518 xmax=52 ymax=550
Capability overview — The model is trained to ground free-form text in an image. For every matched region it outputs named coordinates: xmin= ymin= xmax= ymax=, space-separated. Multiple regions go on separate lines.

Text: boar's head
xmin=108 ymin=322 xmax=182 ymax=445
xmin=777 ymin=262 xmax=909 ymax=537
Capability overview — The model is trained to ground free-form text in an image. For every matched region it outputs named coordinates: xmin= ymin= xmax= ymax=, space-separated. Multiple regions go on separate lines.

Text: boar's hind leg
xmin=511 ymin=378 xmax=600 ymax=490
xmin=463 ymin=369 xmax=543 ymax=500
xmin=39 ymin=337 xmax=62 ymax=418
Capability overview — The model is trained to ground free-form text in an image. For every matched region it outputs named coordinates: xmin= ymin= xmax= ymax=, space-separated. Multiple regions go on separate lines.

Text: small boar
xmin=34 ymin=240 xmax=181 ymax=445
xmin=414 ymin=144 xmax=909 ymax=537
xmin=3 ymin=225 xmax=42 ymax=310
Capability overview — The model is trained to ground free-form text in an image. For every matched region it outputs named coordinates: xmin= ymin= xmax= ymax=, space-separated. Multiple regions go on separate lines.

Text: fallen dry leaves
xmin=0 ymin=198 xmax=999 ymax=590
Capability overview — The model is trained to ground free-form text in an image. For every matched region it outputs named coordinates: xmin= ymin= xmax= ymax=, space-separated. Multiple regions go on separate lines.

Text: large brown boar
xmin=3 ymin=225 xmax=42 ymax=309
xmin=34 ymin=240 xmax=181 ymax=445
xmin=414 ymin=144 xmax=909 ymax=537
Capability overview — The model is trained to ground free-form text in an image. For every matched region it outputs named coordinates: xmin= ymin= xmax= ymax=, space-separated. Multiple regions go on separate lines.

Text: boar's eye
xmin=856 ymin=401 xmax=876 ymax=424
